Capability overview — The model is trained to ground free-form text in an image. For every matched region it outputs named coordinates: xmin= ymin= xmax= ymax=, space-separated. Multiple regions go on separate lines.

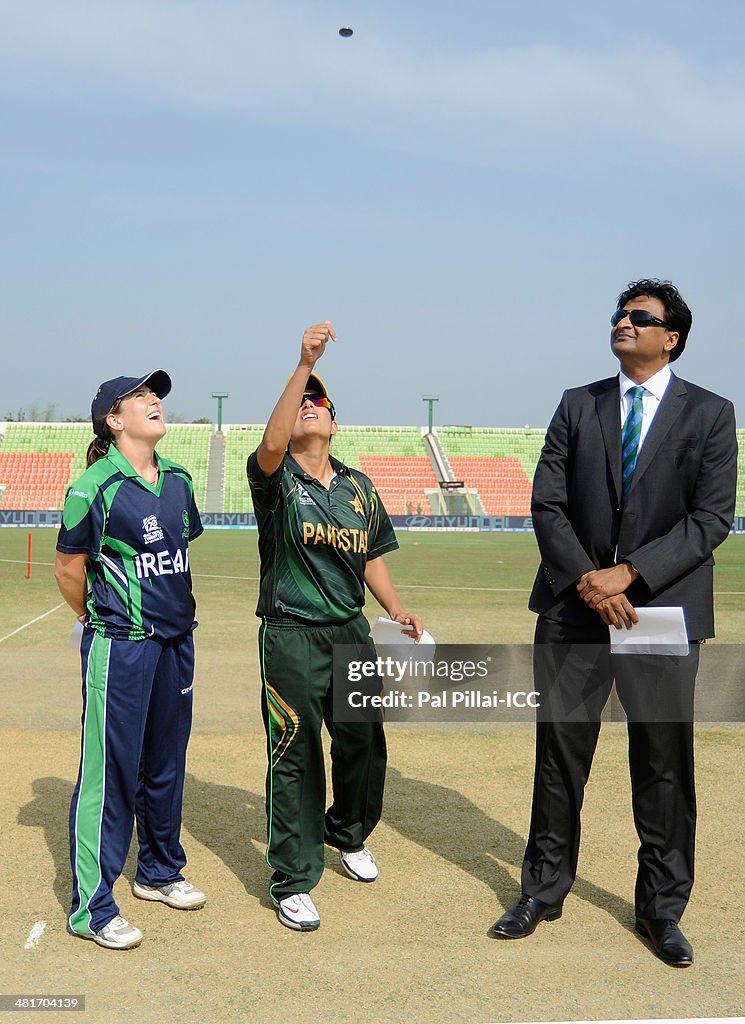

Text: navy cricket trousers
xmin=68 ymin=627 xmax=194 ymax=936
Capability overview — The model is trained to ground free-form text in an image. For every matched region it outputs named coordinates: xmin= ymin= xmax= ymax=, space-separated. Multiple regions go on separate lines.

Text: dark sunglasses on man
xmin=611 ymin=308 xmax=672 ymax=330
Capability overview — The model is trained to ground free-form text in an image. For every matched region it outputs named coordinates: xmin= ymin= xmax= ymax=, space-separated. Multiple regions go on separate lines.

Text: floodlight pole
xmin=422 ymin=395 xmax=439 ymax=433
xmin=212 ymin=392 xmax=229 ymax=432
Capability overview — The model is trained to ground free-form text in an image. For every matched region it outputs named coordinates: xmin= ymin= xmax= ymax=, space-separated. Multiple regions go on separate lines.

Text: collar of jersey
xmin=107 ymin=444 xmax=169 ymax=484
xmin=285 ymin=452 xmax=349 ymax=481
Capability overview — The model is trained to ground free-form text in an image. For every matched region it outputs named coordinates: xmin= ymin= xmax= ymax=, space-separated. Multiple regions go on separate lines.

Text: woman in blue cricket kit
xmin=55 ymin=370 xmax=206 ymax=950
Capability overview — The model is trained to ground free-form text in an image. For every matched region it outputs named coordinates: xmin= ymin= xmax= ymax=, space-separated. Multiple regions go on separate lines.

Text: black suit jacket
xmin=528 ymin=373 xmax=738 ymax=640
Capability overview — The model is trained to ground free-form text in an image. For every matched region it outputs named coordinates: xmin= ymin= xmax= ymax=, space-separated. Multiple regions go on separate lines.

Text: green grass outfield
xmin=2 ymin=527 xmax=744 ymax=650
xmin=1 ymin=529 xmax=744 ymax=1023
xmin=1 ymin=527 xmax=743 ymax=733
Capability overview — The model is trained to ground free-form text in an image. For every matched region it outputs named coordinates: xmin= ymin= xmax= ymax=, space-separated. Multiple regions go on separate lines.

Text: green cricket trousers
xmin=258 ymin=612 xmax=386 ymax=902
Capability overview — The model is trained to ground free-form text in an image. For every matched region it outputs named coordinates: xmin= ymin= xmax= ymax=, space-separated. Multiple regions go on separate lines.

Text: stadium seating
xmin=437 ymin=427 xmax=545 ymax=516
xmin=2 ymin=421 xmax=745 ymax=518
xmin=334 ymin=427 xmax=434 ymax=515
xmin=224 ymin=425 xmax=265 ymax=512
xmin=0 ymin=422 xmax=211 ymax=509
xmin=0 ymin=451 xmax=75 ymax=508
xmin=223 ymin=425 xmax=432 ymax=513
xmin=437 ymin=426 xmax=545 ymax=480
xmin=155 ymin=424 xmax=211 ymax=507
xmin=331 ymin=425 xmax=425 ymax=466
xmin=3 ymin=422 xmax=91 ymax=483
xmin=446 ymin=456 xmax=532 ymax=515
xmin=358 ymin=457 xmax=437 ymax=515
xmin=737 ymin=474 xmax=745 ymax=520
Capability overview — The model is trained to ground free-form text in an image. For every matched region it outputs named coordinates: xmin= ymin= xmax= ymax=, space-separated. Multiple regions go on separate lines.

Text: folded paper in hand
xmin=370 ymin=616 xmax=436 ymax=662
xmin=609 ymin=606 xmax=689 ymax=656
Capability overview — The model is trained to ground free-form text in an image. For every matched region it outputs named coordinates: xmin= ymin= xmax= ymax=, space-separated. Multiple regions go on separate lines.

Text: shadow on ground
xmin=383 ymin=765 xmax=635 ymax=932
xmin=17 ymin=766 xmax=635 ymax=933
xmin=18 ymin=776 xmax=74 ymax=911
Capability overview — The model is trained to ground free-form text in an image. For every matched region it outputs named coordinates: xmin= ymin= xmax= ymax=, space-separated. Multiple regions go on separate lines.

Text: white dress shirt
xmin=619 ymin=365 xmax=672 ymax=450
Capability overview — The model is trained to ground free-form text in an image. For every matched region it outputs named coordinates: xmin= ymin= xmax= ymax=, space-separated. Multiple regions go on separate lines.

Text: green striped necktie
xmin=621 ymin=385 xmax=645 ymax=503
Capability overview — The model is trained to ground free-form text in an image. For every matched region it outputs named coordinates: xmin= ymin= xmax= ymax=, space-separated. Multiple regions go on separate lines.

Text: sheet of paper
xmin=70 ymin=619 xmax=84 ymax=650
xmin=370 ymin=616 xmax=436 ymax=660
xmin=609 ymin=606 xmax=689 ymax=656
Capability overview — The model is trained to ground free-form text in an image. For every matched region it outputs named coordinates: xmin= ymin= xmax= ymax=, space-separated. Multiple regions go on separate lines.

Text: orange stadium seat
xmin=448 ymin=457 xmax=533 ymax=516
xmin=358 ymin=456 xmax=437 ymax=515
xmin=0 ymin=452 xmax=75 ymax=509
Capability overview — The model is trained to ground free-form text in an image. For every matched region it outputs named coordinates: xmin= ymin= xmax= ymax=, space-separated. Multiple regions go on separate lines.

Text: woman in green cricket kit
xmin=247 ymin=321 xmax=423 ymax=931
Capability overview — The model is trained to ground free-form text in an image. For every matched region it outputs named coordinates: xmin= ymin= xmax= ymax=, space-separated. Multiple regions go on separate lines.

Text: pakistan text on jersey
xmin=134 ymin=548 xmax=190 ymax=578
xmin=302 ymin=522 xmax=368 ymax=553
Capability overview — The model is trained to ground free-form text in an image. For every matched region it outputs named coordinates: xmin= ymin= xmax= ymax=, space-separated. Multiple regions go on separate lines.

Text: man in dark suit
xmin=490 ymin=279 xmax=737 ymax=966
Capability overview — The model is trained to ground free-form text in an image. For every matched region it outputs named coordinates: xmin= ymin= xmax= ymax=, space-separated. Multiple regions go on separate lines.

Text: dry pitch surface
xmin=1 ymin=530 xmax=744 ymax=1024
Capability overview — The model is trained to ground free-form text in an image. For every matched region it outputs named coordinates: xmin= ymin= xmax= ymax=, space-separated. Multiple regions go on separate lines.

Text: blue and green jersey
xmin=247 ymin=450 xmax=398 ymax=623
xmin=57 ymin=445 xmax=203 ymax=640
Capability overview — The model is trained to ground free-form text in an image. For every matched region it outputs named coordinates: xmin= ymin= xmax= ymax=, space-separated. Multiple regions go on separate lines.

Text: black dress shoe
xmin=635 ymin=917 xmax=693 ymax=967
xmin=489 ymin=894 xmax=563 ymax=939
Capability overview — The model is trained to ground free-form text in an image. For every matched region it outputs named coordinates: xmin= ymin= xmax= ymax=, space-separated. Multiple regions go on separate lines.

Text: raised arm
xmin=256 ymin=321 xmax=336 ymax=476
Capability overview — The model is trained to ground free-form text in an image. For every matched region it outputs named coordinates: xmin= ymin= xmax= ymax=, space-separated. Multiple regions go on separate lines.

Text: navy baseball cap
xmin=91 ymin=369 xmax=172 ymax=437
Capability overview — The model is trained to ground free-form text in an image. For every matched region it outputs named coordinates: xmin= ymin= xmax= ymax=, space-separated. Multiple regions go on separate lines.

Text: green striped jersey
xmin=57 ymin=445 xmax=203 ymax=640
xmin=247 ymin=450 xmax=398 ymax=623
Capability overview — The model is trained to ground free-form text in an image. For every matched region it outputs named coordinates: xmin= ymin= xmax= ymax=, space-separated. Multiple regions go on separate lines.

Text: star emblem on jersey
xmin=142 ymin=514 xmax=164 ymax=544
xmin=348 ymin=494 xmax=365 ymax=517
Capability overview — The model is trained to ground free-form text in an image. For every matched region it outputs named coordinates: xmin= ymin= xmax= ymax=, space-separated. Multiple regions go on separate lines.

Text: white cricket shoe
xmin=278 ymin=893 xmax=320 ymax=931
xmin=340 ymin=847 xmax=379 ymax=882
xmin=93 ymin=915 xmax=143 ymax=950
xmin=133 ymin=879 xmax=207 ymax=910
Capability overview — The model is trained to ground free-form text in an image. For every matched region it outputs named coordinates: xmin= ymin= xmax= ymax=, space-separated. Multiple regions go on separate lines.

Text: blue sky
xmin=2 ymin=0 xmax=745 ymax=427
